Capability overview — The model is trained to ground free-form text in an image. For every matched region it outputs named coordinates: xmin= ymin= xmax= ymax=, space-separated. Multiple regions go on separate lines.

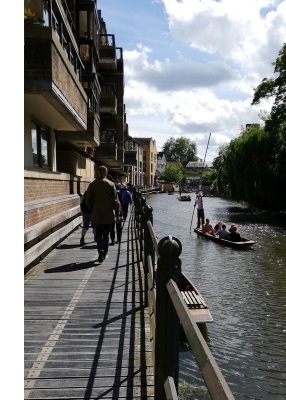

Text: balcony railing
xmin=100 ymin=84 xmax=117 ymax=115
xmin=100 ymin=129 xmax=116 ymax=143
xmin=98 ymin=34 xmax=117 ymax=70
xmin=47 ymin=0 xmax=84 ymax=79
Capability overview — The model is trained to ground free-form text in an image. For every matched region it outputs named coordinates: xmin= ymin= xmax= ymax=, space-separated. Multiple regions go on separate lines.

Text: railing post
xmin=138 ymin=196 xmax=146 ymax=262
xmin=132 ymin=188 xmax=140 ymax=228
xmin=143 ymin=204 xmax=154 ymax=274
xmin=154 ymin=236 xmax=182 ymax=400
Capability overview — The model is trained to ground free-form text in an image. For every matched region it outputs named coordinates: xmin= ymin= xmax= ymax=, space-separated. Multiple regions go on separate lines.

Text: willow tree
xmin=251 ymin=42 xmax=286 ymax=206
xmin=252 ymin=42 xmax=286 ymax=134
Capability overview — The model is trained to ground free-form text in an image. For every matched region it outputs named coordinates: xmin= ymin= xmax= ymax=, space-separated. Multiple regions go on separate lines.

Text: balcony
xmin=94 ymin=129 xmax=124 ymax=169
xmin=124 ymin=151 xmax=137 ymax=166
xmin=57 ymin=126 xmax=100 ymax=148
xmin=95 ymin=142 xmax=117 ymax=162
xmin=98 ymin=34 xmax=117 ymax=71
xmin=100 ymin=84 xmax=117 ymax=115
xmin=24 ymin=1 xmax=87 ymax=132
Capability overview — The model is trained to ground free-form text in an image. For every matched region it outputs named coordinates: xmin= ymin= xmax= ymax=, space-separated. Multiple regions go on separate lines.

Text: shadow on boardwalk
xmin=24 ymin=212 xmax=154 ymax=400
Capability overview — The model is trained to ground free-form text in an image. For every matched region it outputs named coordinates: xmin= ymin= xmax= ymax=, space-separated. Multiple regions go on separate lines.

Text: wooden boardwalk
xmin=24 ymin=211 xmax=154 ymax=400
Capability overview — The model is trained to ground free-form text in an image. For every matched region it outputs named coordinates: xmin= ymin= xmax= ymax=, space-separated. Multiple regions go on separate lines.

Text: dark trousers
xmin=122 ymin=203 xmax=129 ymax=220
xmin=197 ymin=208 xmax=205 ymax=228
xmin=95 ymin=224 xmax=112 ymax=255
xmin=110 ymin=222 xmax=122 ymax=242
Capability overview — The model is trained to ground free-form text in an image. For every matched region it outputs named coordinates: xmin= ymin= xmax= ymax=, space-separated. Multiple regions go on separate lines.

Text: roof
xmin=132 ymin=137 xmax=155 ymax=146
xmin=186 ymin=161 xmax=213 ymax=168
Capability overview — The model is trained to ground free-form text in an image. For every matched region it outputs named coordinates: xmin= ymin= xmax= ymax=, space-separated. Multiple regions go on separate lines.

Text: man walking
xmin=85 ymin=166 xmax=120 ymax=263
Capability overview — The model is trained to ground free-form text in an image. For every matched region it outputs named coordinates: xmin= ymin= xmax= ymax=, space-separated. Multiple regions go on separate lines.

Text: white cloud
xmin=119 ymin=0 xmax=286 ymax=159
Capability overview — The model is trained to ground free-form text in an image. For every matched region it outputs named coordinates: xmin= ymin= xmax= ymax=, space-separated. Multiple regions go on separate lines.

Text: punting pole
xmin=190 ymin=132 xmax=211 ymax=231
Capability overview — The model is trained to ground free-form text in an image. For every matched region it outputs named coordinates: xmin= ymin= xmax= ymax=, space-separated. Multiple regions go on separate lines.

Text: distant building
xmin=133 ymin=137 xmax=157 ymax=186
xmin=185 ymin=160 xmax=213 ymax=188
xmin=186 ymin=161 xmax=213 ymax=169
xmin=156 ymin=152 xmax=166 ymax=179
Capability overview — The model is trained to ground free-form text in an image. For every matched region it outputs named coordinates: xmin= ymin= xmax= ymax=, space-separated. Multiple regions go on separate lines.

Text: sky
xmin=97 ymin=0 xmax=286 ymax=160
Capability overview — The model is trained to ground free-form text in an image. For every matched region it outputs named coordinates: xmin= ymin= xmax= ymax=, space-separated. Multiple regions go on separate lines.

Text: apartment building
xmin=134 ymin=138 xmax=157 ymax=186
xmin=24 ymin=0 xmax=136 ymax=270
xmin=124 ymin=134 xmax=144 ymax=186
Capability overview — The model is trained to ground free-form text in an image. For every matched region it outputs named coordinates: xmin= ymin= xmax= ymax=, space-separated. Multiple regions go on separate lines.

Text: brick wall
xmin=24 ymin=178 xmax=70 ymax=201
xmin=24 ymin=197 xmax=79 ymax=229
xmin=24 ymin=170 xmax=94 ymax=229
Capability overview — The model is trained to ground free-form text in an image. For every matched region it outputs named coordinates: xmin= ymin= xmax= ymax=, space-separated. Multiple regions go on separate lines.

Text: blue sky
xmin=98 ymin=0 xmax=286 ymax=160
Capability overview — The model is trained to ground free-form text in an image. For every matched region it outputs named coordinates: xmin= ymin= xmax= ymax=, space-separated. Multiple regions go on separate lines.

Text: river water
xmin=145 ymin=193 xmax=286 ymax=400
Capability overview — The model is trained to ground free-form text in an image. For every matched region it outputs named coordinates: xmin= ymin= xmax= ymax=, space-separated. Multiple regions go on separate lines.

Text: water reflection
xmin=145 ymin=193 xmax=286 ymax=400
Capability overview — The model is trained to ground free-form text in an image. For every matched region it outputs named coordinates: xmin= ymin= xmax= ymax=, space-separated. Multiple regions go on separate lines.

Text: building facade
xmin=156 ymin=151 xmax=166 ymax=179
xmin=24 ymin=0 xmax=138 ymax=270
xmin=134 ymin=138 xmax=157 ymax=186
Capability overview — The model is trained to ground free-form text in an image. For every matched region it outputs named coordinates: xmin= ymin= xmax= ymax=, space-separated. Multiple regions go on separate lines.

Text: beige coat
xmin=85 ymin=177 xmax=120 ymax=225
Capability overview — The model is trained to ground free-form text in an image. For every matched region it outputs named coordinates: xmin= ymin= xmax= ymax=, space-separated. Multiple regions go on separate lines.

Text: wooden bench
xmin=24 ymin=198 xmax=82 ymax=270
xmin=181 ymin=291 xmax=208 ymax=309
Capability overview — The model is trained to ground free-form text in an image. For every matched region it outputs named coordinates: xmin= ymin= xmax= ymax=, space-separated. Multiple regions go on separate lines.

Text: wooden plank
xmin=24 ymin=217 xmax=82 ymax=268
xmin=164 ymin=376 xmax=178 ymax=400
xmin=190 ymin=292 xmax=207 ymax=308
xmin=181 ymin=291 xmax=190 ymax=306
xmin=25 ymin=206 xmax=81 ymax=244
xmin=24 ymin=212 xmax=155 ymax=400
xmin=186 ymin=291 xmax=197 ymax=306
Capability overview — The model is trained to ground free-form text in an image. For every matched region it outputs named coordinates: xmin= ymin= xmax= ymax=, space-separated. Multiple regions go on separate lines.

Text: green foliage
xmin=252 ymin=42 xmax=286 ymax=134
xmin=202 ymin=170 xmax=216 ymax=187
xmin=162 ymin=136 xmax=198 ymax=166
xmin=212 ymin=43 xmax=286 ymax=208
xmin=162 ymin=162 xmax=185 ymax=183
xmin=213 ymin=125 xmax=286 ymax=208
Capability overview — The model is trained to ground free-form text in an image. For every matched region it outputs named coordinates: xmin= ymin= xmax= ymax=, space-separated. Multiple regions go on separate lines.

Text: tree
xmin=162 ymin=163 xmax=185 ymax=183
xmin=162 ymin=136 xmax=198 ymax=167
xmin=251 ymin=42 xmax=286 ymax=205
xmin=252 ymin=42 xmax=286 ymax=134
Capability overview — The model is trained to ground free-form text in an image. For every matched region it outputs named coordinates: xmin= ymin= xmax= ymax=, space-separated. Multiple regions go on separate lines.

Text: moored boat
xmin=182 ymin=188 xmax=191 ymax=193
xmin=194 ymin=228 xmax=255 ymax=249
xmin=181 ymin=272 xmax=213 ymax=323
xmin=177 ymin=195 xmax=191 ymax=201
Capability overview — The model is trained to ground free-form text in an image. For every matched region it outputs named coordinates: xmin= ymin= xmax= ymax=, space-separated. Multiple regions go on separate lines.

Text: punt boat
xmin=194 ymin=228 xmax=255 ymax=249
xmin=181 ymin=272 xmax=213 ymax=323
xmin=177 ymin=195 xmax=191 ymax=201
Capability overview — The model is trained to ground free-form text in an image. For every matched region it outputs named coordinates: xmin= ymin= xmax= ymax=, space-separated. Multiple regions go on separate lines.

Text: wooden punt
xmin=194 ymin=228 xmax=255 ymax=249
xmin=177 ymin=196 xmax=191 ymax=201
xmin=181 ymin=272 xmax=213 ymax=323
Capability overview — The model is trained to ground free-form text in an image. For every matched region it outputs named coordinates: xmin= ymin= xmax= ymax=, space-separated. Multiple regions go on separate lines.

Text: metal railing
xmin=132 ymin=188 xmax=235 ymax=400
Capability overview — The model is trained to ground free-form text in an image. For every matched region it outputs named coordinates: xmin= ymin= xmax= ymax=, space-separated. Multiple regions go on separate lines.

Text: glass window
xmin=31 ymin=121 xmax=50 ymax=169
xmin=31 ymin=122 xmax=38 ymax=166
xmin=40 ymin=127 xmax=50 ymax=167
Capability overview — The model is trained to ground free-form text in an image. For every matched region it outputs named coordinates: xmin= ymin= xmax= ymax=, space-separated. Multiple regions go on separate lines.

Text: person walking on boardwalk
xmin=79 ymin=191 xmax=96 ymax=246
xmin=107 ymin=175 xmax=124 ymax=245
xmin=194 ymin=193 xmax=204 ymax=229
xmin=119 ymin=184 xmax=132 ymax=220
xmin=85 ymin=166 xmax=120 ymax=263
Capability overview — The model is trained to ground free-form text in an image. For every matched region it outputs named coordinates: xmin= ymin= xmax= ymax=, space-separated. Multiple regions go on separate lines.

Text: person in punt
xmin=228 ymin=225 xmax=241 ymax=242
xmin=202 ymin=218 xmax=215 ymax=235
xmin=215 ymin=223 xmax=229 ymax=239
xmin=214 ymin=221 xmax=222 ymax=232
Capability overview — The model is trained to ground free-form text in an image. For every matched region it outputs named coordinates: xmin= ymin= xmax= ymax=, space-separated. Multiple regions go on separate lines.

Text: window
xmin=31 ymin=121 xmax=50 ymax=169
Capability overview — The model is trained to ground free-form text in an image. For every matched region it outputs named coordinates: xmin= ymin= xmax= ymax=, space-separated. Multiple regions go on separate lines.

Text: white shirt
xmin=195 ymin=197 xmax=203 ymax=209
